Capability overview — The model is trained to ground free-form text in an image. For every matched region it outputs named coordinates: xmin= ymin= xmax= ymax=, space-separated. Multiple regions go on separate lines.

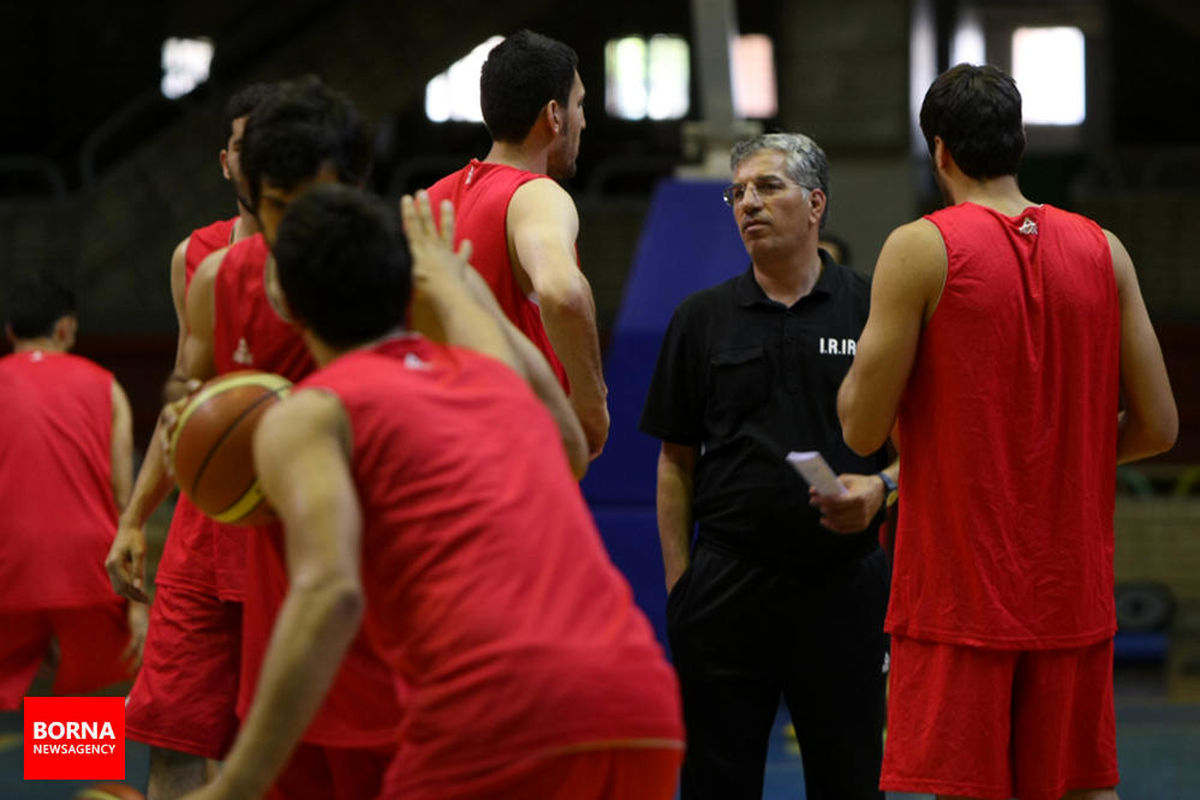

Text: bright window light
xmin=1012 ymin=27 xmax=1086 ymax=125
xmin=951 ymin=9 xmax=985 ymax=67
xmin=647 ymin=36 xmax=690 ymax=120
xmin=425 ymin=35 xmax=504 ymax=123
xmin=731 ymin=34 xmax=777 ymax=119
xmin=606 ymin=35 xmax=689 ymax=120
xmin=161 ymin=38 xmax=214 ymax=100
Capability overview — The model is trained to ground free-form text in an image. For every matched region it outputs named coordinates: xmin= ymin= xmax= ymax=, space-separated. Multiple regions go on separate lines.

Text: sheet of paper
xmin=786 ymin=450 xmax=846 ymax=496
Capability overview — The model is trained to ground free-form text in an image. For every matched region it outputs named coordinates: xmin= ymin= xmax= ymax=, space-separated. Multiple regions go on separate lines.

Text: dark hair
xmin=919 ymin=63 xmax=1025 ymax=180
xmin=272 ymin=185 xmax=411 ymax=348
xmin=240 ymin=76 xmax=372 ymax=211
xmin=221 ymin=82 xmax=281 ymax=147
xmin=6 ymin=274 xmax=76 ymax=339
xmin=480 ymin=30 xmax=578 ymax=142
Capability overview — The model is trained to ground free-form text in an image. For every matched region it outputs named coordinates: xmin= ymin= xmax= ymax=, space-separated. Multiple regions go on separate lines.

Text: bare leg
xmin=146 ymin=746 xmax=208 ymax=800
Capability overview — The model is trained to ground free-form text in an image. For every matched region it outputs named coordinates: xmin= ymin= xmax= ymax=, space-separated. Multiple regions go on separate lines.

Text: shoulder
xmin=260 ymin=387 xmax=347 ymax=449
xmin=510 ymin=177 xmax=576 ymax=218
xmin=193 ymin=243 xmax=233 ymax=288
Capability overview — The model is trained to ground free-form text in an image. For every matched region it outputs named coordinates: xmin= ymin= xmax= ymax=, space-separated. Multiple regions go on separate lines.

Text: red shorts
xmin=882 ymin=635 xmax=1119 ymax=800
xmin=266 ymin=741 xmax=395 ymax=800
xmin=125 ymin=583 xmax=241 ymax=759
xmin=0 ymin=599 xmax=133 ymax=710
xmin=386 ymin=745 xmax=683 ymax=800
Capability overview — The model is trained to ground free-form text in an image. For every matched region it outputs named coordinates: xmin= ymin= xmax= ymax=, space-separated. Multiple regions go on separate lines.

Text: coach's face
xmin=730 ymin=149 xmax=824 ymax=263
xmin=256 ymin=161 xmax=341 ymax=249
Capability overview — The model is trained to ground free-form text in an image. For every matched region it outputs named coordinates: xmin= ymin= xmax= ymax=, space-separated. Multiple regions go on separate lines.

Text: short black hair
xmin=919 ymin=63 xmax=1025 ymax=180
xmin=272 ymin=185 xmax=411 ymax=349
xmin=240 ymin=76 xmax=372 ymax=211
xmin=480 ymin=30 xmax=578 ymax=142
xmin=221 ymin=82 xmax=281 ymax=147
xmin=6 ymin=274 xmax=76 ymax=339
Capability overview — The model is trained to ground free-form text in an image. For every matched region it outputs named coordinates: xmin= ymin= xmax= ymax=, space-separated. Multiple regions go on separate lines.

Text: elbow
xmin=536 ymin=274 xmax=589 ymax=317
xmin=842 ymin=423 xmax=884 ymax=457
xmin=1147 ymin=413 xmax=1180 ymax=457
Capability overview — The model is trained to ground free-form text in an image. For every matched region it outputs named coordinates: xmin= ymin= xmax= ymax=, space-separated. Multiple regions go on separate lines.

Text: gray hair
xmin=730 ymin=132 xmax=830 ymax=228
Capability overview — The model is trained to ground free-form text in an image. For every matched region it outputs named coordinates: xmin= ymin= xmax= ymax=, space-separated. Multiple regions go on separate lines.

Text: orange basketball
xmin=74 ymin=783 xmax=146 ymax=800
xmin=169 ymin=370 xmax=292 ymax=526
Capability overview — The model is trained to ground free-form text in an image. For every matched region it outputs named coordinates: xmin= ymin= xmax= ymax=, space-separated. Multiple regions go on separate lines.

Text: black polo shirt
xmin=640 ymin=252 xmax=888 ymax=566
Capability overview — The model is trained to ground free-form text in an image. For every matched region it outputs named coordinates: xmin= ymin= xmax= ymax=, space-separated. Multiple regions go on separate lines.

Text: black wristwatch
xmin=876 ymin=471 xmax=898 ymax=507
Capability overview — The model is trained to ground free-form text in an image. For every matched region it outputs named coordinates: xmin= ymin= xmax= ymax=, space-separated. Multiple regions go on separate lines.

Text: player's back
xmin=426 ymin=160 xmax=568 ymax=387
xmin=892 ymin=202 xmax=1120 ymax=648
xmin=0 ymin=350 xmax=116 ymax=609
xmin=306 ymin=336 xmax=682 ymax=795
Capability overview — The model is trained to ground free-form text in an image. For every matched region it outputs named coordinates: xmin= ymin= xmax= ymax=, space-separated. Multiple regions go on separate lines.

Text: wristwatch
xmin=876 ymin=471 xmax=898 ymax=507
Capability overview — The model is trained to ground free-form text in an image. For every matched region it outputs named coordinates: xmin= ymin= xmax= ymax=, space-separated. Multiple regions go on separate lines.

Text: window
xmin=605 ymin=35 xmax=690 ymax=120
xmin=161 ymin=38 xmax=214 ymax=100
xmin=425 ymin=36 xmax=504 ymax=123
xmin=1012 ymin=27 xmax=1086 ymax=125
xmin=731 ymin=34 xmax=777 ymax=119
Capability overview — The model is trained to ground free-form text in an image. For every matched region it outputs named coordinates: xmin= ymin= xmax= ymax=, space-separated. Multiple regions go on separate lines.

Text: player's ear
xmin=55 ymin=315 xmax=78 ymax=351
xmin=220 ymin=149 xmax=231 ymax=181
xmin=544 ymin=99 xmax=562 ymax=135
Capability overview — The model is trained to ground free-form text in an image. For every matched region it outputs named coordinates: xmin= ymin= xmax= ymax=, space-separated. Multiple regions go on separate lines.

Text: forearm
xmin=121 ymin=419 xmax=176 ymax=528
xmin=656 ymin=448 xmax=696 ymax=589
xmin=420 ymin=275 xmax=520 ymax=371
xmin=216 ymin=579 xmax=364 ymax=798
xmin=538 ymin=278 xmax=608 ymax=412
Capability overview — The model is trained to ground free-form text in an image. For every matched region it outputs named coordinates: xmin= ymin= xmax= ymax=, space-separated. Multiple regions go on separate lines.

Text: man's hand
xmin=106 ymin=523 xmax=149 ymax=603
xmin=402 ymin=191 xmax=473 ymax=290
xmin=158 ymin=379 xmax=203 ymax=478
xmin=123 ymin=601 xmax=149 ymax=671
xmin=810 ymin=473 xmax=886 ymax=534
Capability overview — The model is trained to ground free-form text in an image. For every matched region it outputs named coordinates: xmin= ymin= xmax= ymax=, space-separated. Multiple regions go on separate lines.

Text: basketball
xmin=169 ymin=370 xmax=292 ymax=526
xmin=73 ymin=783 xmax=146 ymax=800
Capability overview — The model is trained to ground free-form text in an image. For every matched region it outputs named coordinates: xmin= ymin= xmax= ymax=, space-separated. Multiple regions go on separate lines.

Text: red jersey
xmin=426 ymin=160 xmax=570 ymax=389
xmin=890 ymin=202 xmax=1120 ymax=649
xmin=184 ymin=217 xmax=237 ymax=288
xmin=163 ymin=215 xmax=239 ymax=595
xmin=302 ymin=337 xmax=682 ymax=797
xmin=0 ymin=351 xmax=118 ymax=610
xmin=203 ymin=234 xmax=401 ymax=746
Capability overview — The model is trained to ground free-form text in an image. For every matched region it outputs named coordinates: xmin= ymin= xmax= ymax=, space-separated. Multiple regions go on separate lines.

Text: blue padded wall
xmin=582 ymin=178 xmax=749 ymax=507
xmin=585 ymin=178 xmax=750 ymax=650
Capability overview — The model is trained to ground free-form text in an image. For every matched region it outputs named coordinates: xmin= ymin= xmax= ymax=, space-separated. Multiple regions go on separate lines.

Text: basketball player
xmin=425 ymin=30 xmax=609 ymax=460
xmin=112 ymin=78 xmax=402 ymax=800
xmin=107 ymin=82 xmax=279 ymax=609
xmin=104 ymin=82 xmax=283 ymax=799
xmin=838 ymin=64 xmax=1178 ymax=800
xmin=1 ymin=274 xmax=143 ymax=709
xmin=179 ymin=185 xmax=680 ymax=800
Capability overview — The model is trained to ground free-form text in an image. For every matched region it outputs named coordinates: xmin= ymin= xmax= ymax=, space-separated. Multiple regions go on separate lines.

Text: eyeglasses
xmin=722 ymin=177 xmax=807 ymax=207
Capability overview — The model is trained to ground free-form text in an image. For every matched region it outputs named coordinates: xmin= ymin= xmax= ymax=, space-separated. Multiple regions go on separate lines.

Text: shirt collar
xmin=735 ymin=250 xmax=839 ymax=308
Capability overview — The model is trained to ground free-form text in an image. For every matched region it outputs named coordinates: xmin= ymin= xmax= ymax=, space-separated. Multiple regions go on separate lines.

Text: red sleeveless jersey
xmin=0 ymin=351 xmax=117 ymax=610
xmin=302 ymin=337 xmax=682 ymax=796
xmin=165 ymin=215 xmax=238 ymax=592
xmin=426 ymin=160 xmax=570 ymax=389
xmin=184 ymin=217 xmax=237 ymax=288
xmin=890 ymin=202 xmax=1120 ymax=649
xmin=204 ymin=235 xmax=401 ymax=745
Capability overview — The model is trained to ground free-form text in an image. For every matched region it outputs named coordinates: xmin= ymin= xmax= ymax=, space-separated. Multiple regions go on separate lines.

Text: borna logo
xmin=24 ymin=697 xmax=125 ymax=780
